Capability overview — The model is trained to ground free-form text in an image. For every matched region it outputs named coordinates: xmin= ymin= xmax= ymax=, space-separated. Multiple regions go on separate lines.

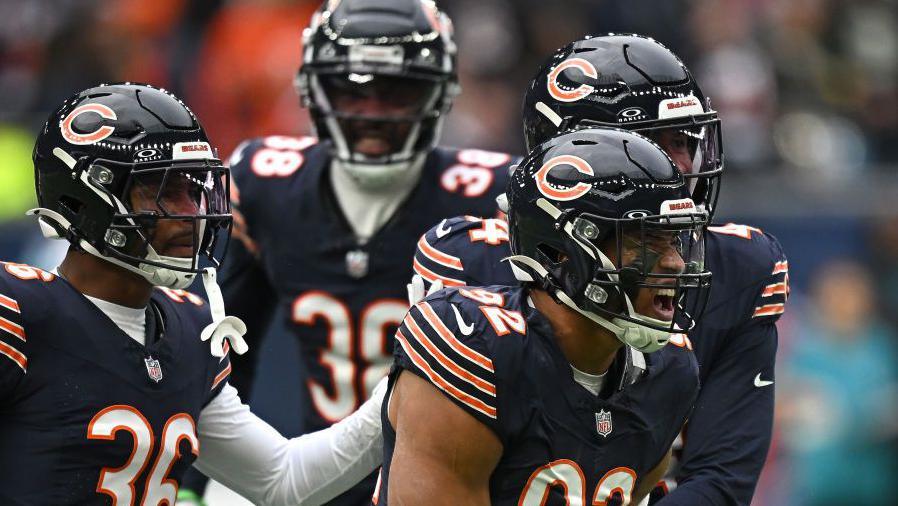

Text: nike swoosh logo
xmin=435 ymin=219 xmax=452 ymax=238
xmin=451 ymin=304 xmax=474 ymax=336
xmin=754 ymin=373 xmax=774 ymax=387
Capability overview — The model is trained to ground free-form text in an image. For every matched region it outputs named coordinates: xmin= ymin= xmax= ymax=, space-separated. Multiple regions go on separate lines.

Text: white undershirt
xmin=571 ymin=364 xmax=607 ymax=396
xmin=84 ymin=294 xmax=147 ymax=345
xmin=330 ymin=159 xmax=424 ymax=243
xmin=79 ymin=291 xmax=385 ymax=505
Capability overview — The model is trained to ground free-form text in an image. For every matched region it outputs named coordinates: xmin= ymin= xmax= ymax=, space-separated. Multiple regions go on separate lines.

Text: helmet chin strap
xmin=507 ymin=254 xmax=673 ymax=353
xmin=27 ymin=207 xmax=249 ymax=357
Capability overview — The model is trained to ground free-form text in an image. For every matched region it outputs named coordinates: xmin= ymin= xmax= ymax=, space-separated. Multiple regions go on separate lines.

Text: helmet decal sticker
xmin=534 ymin=154 xmax=594 ymax=201
xmin=547 ymin=58 xmax=597 ymax=103
xmin=60 ymin=104 xmax=117 ymax=145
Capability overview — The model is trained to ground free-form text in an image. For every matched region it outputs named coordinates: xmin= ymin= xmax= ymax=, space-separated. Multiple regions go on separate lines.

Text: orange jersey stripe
xmin=772 ymin=261 xmax=789 ymax=275
xmin=417 ymin=302 xmax=494 ymax=372
xmin=402 ymin=318 xmax=496 ymax=396
xmin=211 ymin=362 xmax=232 ymax=391
xmin=0 ymin=340 xmax=26 ymax=372
xmin=0 ymin=294 xmax=20 ymax=313
xmin=417 ymin=235 xmax=463 ymax=271
xmin=753 ymin=303 xmax=785 ymax=317
xmin=0 ymin=316 xmax=25 ymax=342
xmin=762 ymin=283 xmax=788 ymax=297
xmin=395 ymin=329 xmax=497 ymax=419
xmin=413 ymin=257 xmax=466 ymax=287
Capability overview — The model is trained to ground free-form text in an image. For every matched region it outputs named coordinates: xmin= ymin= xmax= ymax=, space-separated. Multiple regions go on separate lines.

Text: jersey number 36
xmin=88 ymin=405 xmax=198 ymax=506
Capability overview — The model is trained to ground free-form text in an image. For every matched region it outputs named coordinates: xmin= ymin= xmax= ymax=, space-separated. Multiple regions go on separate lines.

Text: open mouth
xmin=651 ymin=288 xmax=676 ymax=321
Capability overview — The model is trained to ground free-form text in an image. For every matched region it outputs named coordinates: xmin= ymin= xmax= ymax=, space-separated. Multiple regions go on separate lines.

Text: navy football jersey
xmin=378 ymin=285 xmax=699 ymax=505
xmin=412 ymin=218 xmax=788 ymax=505
xmin=222 ymin=136 xmax=515 ymax=431
xmin=0 ymin=262 xmax=231 ymax=505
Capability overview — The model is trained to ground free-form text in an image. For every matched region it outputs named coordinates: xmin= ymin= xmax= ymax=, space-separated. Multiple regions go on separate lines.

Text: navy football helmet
xmin=507 ymin=127 xmax=711 ymax=352
xmin=295 ymin=0 xmax=459 ymax=188
xmin=31 ymin=83 xmax=231 ymax=290
xmin=523 ymin=34 xmax=723 ymax=217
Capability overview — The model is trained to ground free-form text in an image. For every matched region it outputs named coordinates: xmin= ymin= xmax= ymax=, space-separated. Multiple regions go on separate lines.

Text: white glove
xmin=406 ymin=274 xmax=444 ymax=306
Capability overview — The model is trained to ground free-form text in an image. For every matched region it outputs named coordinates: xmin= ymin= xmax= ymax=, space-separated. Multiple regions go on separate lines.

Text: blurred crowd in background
xmin=1 ymin=1 xmax=896 ymax=504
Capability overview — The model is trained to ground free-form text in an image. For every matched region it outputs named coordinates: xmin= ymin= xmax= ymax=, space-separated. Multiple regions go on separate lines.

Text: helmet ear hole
xmin=58 ymin=196 xmax=83 ymax=218
xmin=536 ymin=243 xmax=565 ymax=264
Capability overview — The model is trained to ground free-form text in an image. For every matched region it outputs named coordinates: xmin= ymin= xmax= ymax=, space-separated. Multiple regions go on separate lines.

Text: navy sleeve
xmin=658 ymin=321 xmax=777 ymax=506
xmin=0 ymin=275 xmax=27 ymax=404
xmin=657 ymin=231 xmax=787 ymax=506
xmin=391 ymin=295 xmax=501 ymax=436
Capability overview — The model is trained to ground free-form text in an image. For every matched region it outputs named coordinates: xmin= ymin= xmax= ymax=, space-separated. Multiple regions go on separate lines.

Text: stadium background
xmin=0 ymin=0 xmax=896 ymax=504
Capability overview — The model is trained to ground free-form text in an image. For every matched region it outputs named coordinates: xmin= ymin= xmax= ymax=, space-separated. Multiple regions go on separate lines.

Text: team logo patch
xmin=657 ymin=95 xmax=704 ymax=120
xmin=547 ymin=58 xmax=598 ymax=103
xmin=346 ymin=249 xmax=369 ymax=279
xmin=534 ymin=154 xmax=594 ymax=201
xmin=596 ymin=409 xmax=613 ymax=437
xmin=172 ymin=141 xmax=214 ymax=161
xmin=60 ymin=103 xmax=117 ymax=145
xmin=144 ymin=356 xmax=163 ymax=383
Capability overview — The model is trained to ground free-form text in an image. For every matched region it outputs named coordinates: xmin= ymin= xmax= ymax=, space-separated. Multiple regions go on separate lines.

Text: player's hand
xmin=407 ymin=275 xmax=444 ymax=306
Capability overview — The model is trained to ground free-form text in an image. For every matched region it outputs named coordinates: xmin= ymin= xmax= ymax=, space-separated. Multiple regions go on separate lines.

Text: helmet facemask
xmin=511 ymin=198 xmax=711 ymax=353
xmin=33 ymin=152 xmax=231 ymax=290
xmin=310 ymin=73 xmax=445 ymax=182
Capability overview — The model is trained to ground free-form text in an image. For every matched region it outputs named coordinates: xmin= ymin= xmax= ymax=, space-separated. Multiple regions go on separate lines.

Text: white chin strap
xmin=27 ymin=207 xmax=249 ymax=357
xmin=506 ymin=254 xmax=673 ymax=354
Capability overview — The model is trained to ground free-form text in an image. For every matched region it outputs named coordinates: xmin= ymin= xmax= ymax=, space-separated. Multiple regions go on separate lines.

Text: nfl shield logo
xmin=346 ymin=250 xmax=369 ymax=279
xmin=595 ymin=409 xmax=612 ymax=438
xmin=144 ymin=356 xmax=163 ymax=383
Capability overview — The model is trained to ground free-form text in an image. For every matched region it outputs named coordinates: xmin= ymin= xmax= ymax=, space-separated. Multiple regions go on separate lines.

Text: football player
xmin=205 ymin=0 xmax=517 ymax=503
xmin=383 ymin=127 xmax=713 ymax=505
xmin=411 ymin=34 xmax=789 ymax=506
xmin=0 ymin=83 xmax=386 ymax=505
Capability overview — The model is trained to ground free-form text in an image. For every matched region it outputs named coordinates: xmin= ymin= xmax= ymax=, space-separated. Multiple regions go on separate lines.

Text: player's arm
xmin=634 ymin=449 xmax=672 ymax=505
xmin=387 ymin=370 xmax=502 ymax=505
xmin=656 ymin=235 xmax=786 ymax=506
xmin=193 ymin=378 xmax=386 ymax=506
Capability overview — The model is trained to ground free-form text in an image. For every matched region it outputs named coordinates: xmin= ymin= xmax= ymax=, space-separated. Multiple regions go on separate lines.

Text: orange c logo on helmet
xmin=60 ymin=104 xmax=117 ymax=145
xmin=534 ymin=154 xmax=594 ymax=201
xmin=547 ymin=58 xmax=598 ymax=103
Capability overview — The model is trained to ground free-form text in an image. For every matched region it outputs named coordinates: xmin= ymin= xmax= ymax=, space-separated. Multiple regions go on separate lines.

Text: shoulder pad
xmin=227 ymin=135 xmax=321 ymax=186
xmin=153 ymin=287 xmax=213 ymax=326
xmin=414 ymin=216 xmax=516 ymax=289
xmin=0 ymin=263 xmax=58 ymax=376
xmin=430 ymin=147 xmax=521 ymax=200
xmin=394 ymin=286 xmax=525 ymax=427
xmin=707 ymin=224 xmax=788 ymax=322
